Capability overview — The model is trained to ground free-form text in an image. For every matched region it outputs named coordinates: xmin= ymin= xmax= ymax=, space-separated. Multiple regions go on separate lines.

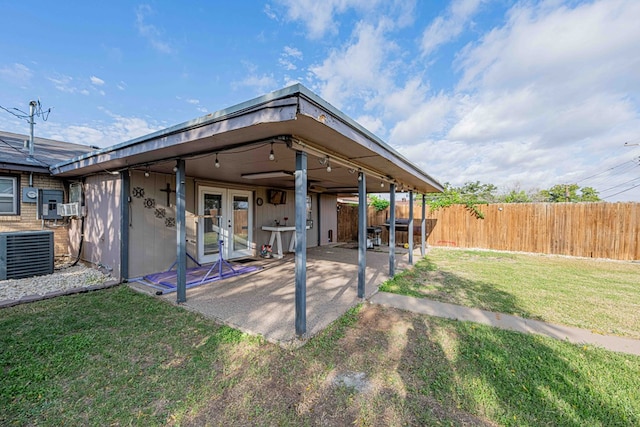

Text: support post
xmin=176 ymin=159 xmax=187 ymax=303
xmin=120 ymin=170 xmax=130 ymax=281
xmin=295 ymin=151 xmax=308 ymax=337
xmin=389 ymin=183 xmax=396 ymax=277
xmin=421 ymin=194 xmax=426 ymax=257
xmin=358 ymin=172 xmax=367 ymax=298
xmin=408 ymin=191 xmax=414 ymax=265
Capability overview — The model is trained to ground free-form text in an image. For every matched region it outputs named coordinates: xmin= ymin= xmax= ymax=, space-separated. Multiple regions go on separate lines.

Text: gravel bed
xmin=0 ymin=265 xmax=111 ymax=301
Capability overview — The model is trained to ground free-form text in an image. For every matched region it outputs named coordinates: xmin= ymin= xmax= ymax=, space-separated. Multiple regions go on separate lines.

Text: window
xmin=0 ymin=175 xmax=19 ymax=215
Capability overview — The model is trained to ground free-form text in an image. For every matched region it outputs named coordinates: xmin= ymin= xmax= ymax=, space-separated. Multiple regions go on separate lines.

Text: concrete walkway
xmin=371 ymin=292 xmax=640 ymax=356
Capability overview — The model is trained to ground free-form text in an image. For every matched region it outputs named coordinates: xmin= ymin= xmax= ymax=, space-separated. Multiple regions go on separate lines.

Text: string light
xmin=380 ymin=181 xmax=384 ymax=188
xmin=326 ymin=157 xmax=332 ymax=173
xmin=214 ymin=153 xmax=220 ymax=168
xmin=269 ymin=143 xmax=275 ymax=161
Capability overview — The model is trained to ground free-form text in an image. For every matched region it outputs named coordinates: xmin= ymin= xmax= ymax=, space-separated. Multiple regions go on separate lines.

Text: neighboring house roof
xmin=0 ymin=130 xmax=95 ymax=173
xmin=50 ymin=84 xmax=444 ymax=194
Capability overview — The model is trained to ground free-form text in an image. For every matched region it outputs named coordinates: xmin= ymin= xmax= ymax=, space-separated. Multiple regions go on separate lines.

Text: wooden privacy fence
xmin=337 ymin=202 xmax=640 ymax=261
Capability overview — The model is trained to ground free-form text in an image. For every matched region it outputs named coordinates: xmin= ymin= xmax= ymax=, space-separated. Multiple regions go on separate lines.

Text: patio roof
xmin=50 ymin=84 xmax=443 ymax=194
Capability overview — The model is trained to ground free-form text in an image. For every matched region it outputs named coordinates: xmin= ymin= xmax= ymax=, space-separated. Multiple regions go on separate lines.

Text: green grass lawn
xmin=380 ymin=248 xmax=640 ymax=338
xmin=2 ymin=286 xmax=639 ymax=426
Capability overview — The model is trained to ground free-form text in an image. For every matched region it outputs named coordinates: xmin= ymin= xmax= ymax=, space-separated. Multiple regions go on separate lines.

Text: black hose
xmin=71 ymin=215 xmax=85 ymax=267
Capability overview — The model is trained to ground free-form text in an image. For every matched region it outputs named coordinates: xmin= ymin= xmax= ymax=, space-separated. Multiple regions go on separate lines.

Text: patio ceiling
xmin=50 ymin=84 xmax=443 ymax=195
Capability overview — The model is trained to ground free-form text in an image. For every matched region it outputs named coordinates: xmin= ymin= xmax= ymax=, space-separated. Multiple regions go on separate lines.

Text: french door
xmin=197 ymin=186 xmax=253 ymax=263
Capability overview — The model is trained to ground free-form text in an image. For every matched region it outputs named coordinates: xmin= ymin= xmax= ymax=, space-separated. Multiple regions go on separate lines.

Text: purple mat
xmin=143 ymin=263 xmax=261 ymax=294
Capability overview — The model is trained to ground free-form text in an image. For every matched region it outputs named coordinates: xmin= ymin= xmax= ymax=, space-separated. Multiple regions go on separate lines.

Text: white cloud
xmin=0 ymin=63 xmax=33 ymax=86
xmin=235 ymin=74 xmax=278 ymax=93
xmin=276 ymin=0 xmax=415 ymax=39
xmin=135 ymin=4 xmax=173 ymax=54
xmin=48 ymin=74 xmax=98 ymax=96
xmin=388 ymin=0 xmax=640 ymax=201
xmin=421 ymin=0 xmax=483 ymax=56
xmin=389 ymin=93 xmax=455 ymax=145
xmin=276 ymin=0 xmax=353 ymax=39
xmin=263 ymin=4 xmax=278 ymax=21
xmin=48 ymin=74 xmax=80 ymax=94
xmin=48 ymin=114 xmax=164 ymax=148
xmin=383 ymin=77 xmax=431 ymax=119
xmin=90 ymin=76 xmax=105 ymax=86
xmin=456 ymin=0 xmax=640 ymax=92
xmin=279 ymin=46 xmax=303 ymax=70
xmin=449 ymin=0 xmax=640 ymax=147
xmin=234 ymin=61 xmax=278 ymax=93
xmin=309 ymin=21 xmax=396 ymax=109
xmin=283 ymin=46 xmax=303 ymax=59
xmin=184 ymin=98 xmax=207 ymax=113
xmin=355 ymin=114 xmax=385 ymax=135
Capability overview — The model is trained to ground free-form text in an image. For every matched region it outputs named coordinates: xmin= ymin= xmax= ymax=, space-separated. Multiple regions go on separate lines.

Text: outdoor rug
xmin=141 ymin=262 xmax=262 ymax=295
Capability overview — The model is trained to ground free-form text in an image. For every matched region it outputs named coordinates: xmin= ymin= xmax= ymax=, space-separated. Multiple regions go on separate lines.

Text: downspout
xmin=71 ymin=216 xmax=85 ymax=267
xmin=71 ymin=178 xmax=86 ymax=267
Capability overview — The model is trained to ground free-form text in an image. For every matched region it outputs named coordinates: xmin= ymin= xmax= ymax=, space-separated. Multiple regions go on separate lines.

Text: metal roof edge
xmin=48 ymin=83 xmax=443 ymax=193
xmin=49 ymin=84 xmax=306 ymax=172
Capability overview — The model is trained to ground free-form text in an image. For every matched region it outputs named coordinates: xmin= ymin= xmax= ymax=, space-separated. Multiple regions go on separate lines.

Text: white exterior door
xmin=197 ymin=186 xmax=253 ymax=263
xmin=228 ymin=190 xmax=253 ymax=259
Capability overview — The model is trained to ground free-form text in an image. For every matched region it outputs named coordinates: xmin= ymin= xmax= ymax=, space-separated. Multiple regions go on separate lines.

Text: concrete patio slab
xmin=130 ymin=245 xmax=413 ymax=347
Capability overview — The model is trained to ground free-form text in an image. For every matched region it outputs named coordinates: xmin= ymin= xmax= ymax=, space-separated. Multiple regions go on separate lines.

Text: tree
xmin=579 ymin=186 xmax=600 ymax=202
xmin=427 ymin=182 xmax=488 ymax=219
xmin=503 ymin=189 xmax=532 ymax=203
xmin=368 ymin=194 xmax=390 ymax=211
xmin=458 ymin=181 xmax=498 ymax=203
xmin=536 ymin=184 xmax=601 ymax=202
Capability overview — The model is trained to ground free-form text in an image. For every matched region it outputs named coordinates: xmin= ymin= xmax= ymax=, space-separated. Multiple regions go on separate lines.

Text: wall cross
xmin=159 ymin=182 xmax=176 ymax=207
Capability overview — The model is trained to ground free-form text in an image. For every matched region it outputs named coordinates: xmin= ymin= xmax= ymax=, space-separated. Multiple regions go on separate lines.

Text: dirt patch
xmin=177 ymin=304 xmax=496 ymax=426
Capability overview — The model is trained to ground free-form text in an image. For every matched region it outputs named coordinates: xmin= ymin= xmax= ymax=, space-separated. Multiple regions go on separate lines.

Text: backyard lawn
xmin=381 ymin=248 xmax=640 ymax=339
xmin=1 ymin=249 xmax=639 ymax=426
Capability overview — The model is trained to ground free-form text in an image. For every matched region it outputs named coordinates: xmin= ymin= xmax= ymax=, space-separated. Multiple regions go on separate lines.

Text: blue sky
xmin=1 ymin=0 xmax=639 ymax=201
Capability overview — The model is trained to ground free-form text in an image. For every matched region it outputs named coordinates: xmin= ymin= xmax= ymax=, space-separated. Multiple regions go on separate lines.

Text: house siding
xmin=125 ymin=171 xmax=335 ymax=278
xmin=75 ymin=174 xmax=122 ymax=279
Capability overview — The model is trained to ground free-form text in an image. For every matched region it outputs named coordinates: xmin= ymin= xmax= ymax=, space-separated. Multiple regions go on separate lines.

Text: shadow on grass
xmin=3 ymin=286 xmax=639 ymax=426
xmin=399 ymin=314 xmax=640 ymax=426
xmin=381 ymin=257 xmax=539 ymax=319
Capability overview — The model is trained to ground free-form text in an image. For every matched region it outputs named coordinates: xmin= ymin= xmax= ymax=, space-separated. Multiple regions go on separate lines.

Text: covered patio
xmin=51 ymin=84 xmax=442 ymax=339
xmin=130 ymin=245 xmax=415 ymax=346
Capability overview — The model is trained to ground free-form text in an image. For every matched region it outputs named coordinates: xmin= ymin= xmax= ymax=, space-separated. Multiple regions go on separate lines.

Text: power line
xmin=0 ymin=137 xmax=50 ymax=166
xmin=0 ymin=100 xmax=52 ymax=122
xmin=599 ymin=176 xmax=640 ymax=195
xmin=576 ymin=158 xmax=639 ymax=185
xmin=602 ymin=182 xmax=640 ymax=199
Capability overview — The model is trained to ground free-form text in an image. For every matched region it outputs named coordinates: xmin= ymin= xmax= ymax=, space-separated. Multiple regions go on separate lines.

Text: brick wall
xmin=0 ymin=171 xmax=71 ymax=259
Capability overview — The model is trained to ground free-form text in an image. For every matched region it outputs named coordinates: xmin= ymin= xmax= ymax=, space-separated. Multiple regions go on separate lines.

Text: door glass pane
xmin=203 ymin=194 xmax=222 ymax=255
xmin=232 ymin=195 xmax=249 ymax=251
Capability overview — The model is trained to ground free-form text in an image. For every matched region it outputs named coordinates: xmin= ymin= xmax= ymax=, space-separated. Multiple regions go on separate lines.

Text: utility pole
xmin=28 ymin=100 xmax=37 ymax=158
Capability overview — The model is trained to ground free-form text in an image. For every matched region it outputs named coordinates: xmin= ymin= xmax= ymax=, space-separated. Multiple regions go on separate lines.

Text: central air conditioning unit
xmin=58 ymin=202 xmax=80 ymax=217
xmin=0 ymin=231 xmax=54 ymax=280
